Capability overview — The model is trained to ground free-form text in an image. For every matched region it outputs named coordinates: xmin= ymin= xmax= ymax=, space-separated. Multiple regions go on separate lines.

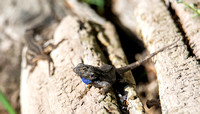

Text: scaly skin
xmin=74 ymin=38 xmax=180 ymax=95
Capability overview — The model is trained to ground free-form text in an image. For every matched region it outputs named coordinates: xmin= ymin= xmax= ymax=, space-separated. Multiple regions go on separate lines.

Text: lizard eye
xmin=81 ymin=67 xmax=88 ymax=71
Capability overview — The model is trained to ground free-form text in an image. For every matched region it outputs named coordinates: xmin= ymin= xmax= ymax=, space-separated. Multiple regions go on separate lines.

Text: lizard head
xmin=74 ymin=63 xmax=117 ymax=85
xmin=73 ymin=63 xmax=98 ymax=84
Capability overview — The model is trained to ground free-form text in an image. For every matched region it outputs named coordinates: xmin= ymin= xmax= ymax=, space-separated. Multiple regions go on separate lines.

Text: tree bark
xmin=20 ymin=0 xmax=145 ymax=114
xmin=113 ymin=0 xmax=200 ymax=113
xmin=169 ymin=0 xmax=200 ymax=59
xmin=0 ymin=0 xmax=69 ymax=113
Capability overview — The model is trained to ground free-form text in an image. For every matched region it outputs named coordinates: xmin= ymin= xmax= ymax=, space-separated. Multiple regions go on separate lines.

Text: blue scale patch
xmin=81 ymin=78 xmax=92 ymax=84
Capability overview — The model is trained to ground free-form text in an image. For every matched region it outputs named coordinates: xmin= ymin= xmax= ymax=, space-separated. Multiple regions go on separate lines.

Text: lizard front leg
xmin=78 ymin=84 xmax=92 ymax=99
xmin=93 ymin=81 xmax=112 ymax=94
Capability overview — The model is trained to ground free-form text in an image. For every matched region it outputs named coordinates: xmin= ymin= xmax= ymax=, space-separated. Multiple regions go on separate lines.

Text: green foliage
xmin=0 ymin=90 xmax=16 ymax=114
xmin=176 ymin=0 xmax=200 ymax=17
xmin=81 ymin=0 xmax=105 ymax=13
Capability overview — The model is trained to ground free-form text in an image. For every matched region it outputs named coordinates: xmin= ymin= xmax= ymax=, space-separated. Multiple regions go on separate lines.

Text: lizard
xmin=73 ymin=38 xmax=180 ymax=96
xmin=24 ymin=29 xmax=64 ymax=76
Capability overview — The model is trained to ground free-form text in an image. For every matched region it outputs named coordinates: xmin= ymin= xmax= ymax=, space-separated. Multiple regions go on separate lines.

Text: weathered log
xmin=0 ymin=0 xmax=69 ymax=113
xmin=168 ymin=0 xmax=200 ymax=59
xmin=113 ymin=0 xmax=200 ymax=113
xmin=21 ymin=15 xmax=145 ymax=113
xmin=20 ymin=0 xmax=145 ymax=113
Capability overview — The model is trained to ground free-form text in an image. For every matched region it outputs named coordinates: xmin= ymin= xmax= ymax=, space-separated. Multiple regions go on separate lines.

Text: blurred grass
xmin=0 ymin=90 xmax=16 ymax=114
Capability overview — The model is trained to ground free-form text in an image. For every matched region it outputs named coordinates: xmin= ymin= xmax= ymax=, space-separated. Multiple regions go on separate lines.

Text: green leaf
xmin=82 ymin=0 xmax=104 ymax=7
xmin=197 ymin=9 xmax=200 ymax=14
xmin=192 ymin=14 xmax=198 ymax=18
xmin=189 ymin=3 xmax=194 ymax=8
xmin=81 ymin=0 xmax=105 ymax=13
xmin=0 ymin=90 xmax=16 ymax=114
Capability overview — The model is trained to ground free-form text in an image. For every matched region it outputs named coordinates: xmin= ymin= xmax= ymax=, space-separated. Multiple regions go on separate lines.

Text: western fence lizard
xmin=25 ymin=29 xmax=64 ymax=76
xmin=73 ymin=39 xmax=180 ymax=96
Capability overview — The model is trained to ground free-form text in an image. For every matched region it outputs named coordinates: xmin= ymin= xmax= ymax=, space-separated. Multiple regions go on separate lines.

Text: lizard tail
xmin=116 ymin=38 xmax=180 ymax=75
